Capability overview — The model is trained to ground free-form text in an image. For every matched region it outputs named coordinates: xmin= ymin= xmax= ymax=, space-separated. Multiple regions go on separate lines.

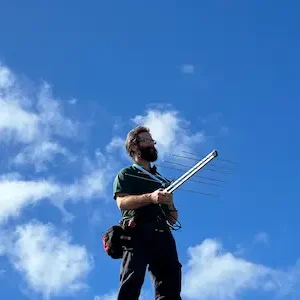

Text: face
xmin=135 ymin=132 xmax=158 ymax=162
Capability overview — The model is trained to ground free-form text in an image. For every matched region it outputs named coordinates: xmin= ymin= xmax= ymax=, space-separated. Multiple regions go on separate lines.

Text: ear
xmin=130 ymin=145 xmax=140 ymax=157
xmin=131 ymin=144 xmax=138 ymax=153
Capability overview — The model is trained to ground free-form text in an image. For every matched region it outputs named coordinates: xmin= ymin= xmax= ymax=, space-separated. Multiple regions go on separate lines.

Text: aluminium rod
xmin=165 ymin=149 xmax=218 ymax=193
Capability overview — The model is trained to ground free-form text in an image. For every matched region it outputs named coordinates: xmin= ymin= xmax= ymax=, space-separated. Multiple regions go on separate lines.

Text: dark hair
xmin=125 ymin=126 xmax=150 ymax=157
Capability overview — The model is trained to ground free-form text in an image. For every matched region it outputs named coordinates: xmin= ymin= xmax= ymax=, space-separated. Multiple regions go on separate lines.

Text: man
xmin=113 ymin=126 xmax=182 ymax=300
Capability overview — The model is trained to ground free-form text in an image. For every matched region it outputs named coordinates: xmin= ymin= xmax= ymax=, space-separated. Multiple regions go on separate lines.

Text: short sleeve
xmin=113 ymin=169 xmax=134 ymax=199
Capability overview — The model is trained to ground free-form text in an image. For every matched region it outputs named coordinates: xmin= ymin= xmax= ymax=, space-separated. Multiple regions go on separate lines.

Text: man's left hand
xmin=164 ymin=191 xmax=175 ymax=208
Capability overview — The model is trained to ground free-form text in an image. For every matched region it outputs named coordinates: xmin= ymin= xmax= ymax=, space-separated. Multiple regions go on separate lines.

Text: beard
xmin=140 ymin=146 xmax=158 ymax=162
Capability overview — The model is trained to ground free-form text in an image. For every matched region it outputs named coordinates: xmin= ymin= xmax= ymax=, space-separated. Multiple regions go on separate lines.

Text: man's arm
xmin=116 ymin=189 xmax=172 ymax=211
xmin=116 ymin=192 xmax=153 ymax=210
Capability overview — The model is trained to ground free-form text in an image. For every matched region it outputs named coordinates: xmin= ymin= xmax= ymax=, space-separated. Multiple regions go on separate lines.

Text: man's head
xmin=125 ymin=126 xmax=158 ymax=162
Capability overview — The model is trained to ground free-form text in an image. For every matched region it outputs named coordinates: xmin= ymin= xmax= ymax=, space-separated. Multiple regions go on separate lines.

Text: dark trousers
xmin=117 ymin=226 xmax=182 ymax=300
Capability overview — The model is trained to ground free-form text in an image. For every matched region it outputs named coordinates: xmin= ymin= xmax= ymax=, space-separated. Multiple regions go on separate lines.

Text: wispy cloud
xmin=94 ymin=291 xmax=118 ymax=300
xmin=0 ymin=98 xmax=40 ymax=144
xmin=106 ymin=136 xmax=125 ymax=154
xmin=3 ymin=221 xmax=92 ymax=299
xmin=181 ymin=64 xmax=195 ymax=74
xmin=0 ymin=156 xmax=116 ymax=224
xmin=95 ymin=288 xmax=152 ymax=300
xmin=182 ymin=238 xmax=300 ymax=300
xmin=253 ymin=232 xmax=269 ymax=245
xmin=0 ymin=65 xmax=77 ymax=169
xmin=14 ymin=141 xmax=75 ymax=172
xmin=200 ymin=112 xmax=229 ymax=138
xmin=0 ymin=62 xmax=120 ymax=224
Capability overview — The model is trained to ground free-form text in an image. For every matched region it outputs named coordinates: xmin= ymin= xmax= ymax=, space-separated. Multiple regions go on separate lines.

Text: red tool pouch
xmin=102 ymin=225 xmax=131 ymax=259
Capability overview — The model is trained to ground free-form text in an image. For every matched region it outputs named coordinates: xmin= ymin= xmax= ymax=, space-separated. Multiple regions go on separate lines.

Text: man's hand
xmin=150 ymin=188 xmax=173 ymax=205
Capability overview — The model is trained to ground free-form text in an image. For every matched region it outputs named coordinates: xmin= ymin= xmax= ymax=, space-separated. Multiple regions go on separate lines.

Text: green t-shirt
xmin=113 ymin=164 xmax=171 ymax=223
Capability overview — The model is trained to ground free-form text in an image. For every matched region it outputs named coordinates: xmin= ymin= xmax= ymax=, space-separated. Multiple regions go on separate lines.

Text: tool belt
xmin=102 ymin=217 xmax=169 ymax=259
xmin=102 ymin=224 xmax=132 ymax=259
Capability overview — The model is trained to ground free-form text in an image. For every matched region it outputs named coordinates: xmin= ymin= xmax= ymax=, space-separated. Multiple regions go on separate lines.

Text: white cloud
xmin=0 ymin=63 xmax=78 ymax=170
xmin=5 ymin=221 xmax=92 ymax=299
xmin=106 ymin=136 xmax=124 ymax=153
xmin=0 ymin=99 xmax=40 ymax=143
xmin=35 ymin=82 xmax=78 ymax=139
xmin=94 ymin=291 xmax=118 ymax=300
xmin=131 ymin=109 xmax=205 ymax=160
xmin=62 ymin=149 xmax=118 ymax=202
xmin=0 ymin=63 xmax=14 ymax=89
xmin=96 ymin=289 xmax=152 ymax=300
xmin=0 ymin=172 xmax=22 ymax=181
xmin=14 ymin=140 xmax=75 ymax=171
xmin=0 ymin=179 xmax=60 ymax=224
xmin=65 ymin=169 xmax=107 ymax=200
xmin=182 ymin=238 xmax=300 ymax=300
xmin=106 ymin=109 xmax=206 ymax=162
xmin=0 ymin=162 xmax=115 ymax=224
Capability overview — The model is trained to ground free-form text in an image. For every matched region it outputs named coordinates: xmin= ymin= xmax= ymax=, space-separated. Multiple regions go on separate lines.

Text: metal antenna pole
xmin=165 ymin=149 xmax=218 ymax=193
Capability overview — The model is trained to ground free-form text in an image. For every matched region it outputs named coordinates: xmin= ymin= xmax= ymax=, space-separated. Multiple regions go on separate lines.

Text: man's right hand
xmin=150 ymin=188 xmax=172 ymax=205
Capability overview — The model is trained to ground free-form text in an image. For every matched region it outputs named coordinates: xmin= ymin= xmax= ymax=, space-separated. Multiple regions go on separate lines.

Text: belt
xmin=122 ymin=218 xmax=169 ymax=232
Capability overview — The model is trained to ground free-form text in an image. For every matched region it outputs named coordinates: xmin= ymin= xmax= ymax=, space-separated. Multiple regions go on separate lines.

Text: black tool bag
xmin=102 ymin=224 xmax=131 ymax=259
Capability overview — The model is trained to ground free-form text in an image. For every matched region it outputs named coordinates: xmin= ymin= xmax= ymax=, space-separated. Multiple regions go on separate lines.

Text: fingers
xmin=157 ymin=190 xmax=167 ymax=197
xmin=151 ymin=188 xmax=173 ymax=205
xmin=156 ymin=190 xmax=172 ymax=204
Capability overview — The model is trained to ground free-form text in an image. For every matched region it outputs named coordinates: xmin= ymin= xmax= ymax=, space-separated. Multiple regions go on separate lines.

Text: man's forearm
xmin=116 ymin=193 xmax=153 ymax=210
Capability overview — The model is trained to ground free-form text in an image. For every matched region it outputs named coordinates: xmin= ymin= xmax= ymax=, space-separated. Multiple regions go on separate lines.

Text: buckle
xmin=128 ymin=219 xmax=136 ymax=228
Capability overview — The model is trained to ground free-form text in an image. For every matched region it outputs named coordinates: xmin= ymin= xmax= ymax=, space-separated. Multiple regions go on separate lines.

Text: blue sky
xmin=0 ymin=1 xmax=300 ymax=299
